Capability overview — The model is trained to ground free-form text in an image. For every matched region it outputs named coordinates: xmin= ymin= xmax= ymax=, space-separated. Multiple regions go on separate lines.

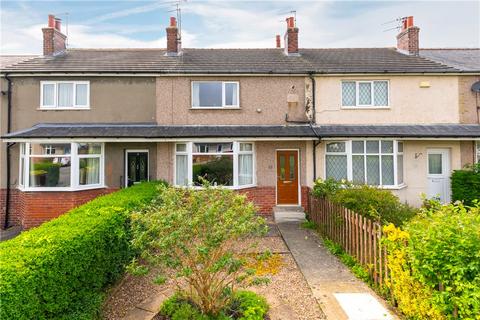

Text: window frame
xmin=19 ymin=142 xmax=105 ymax=191
xmin=341 ymin=80 xmax=390 ymax=109
xmin=174 ymin=141 xmax=255 ymax=189
xmin=40 ymin=81 xmax=90 ymax=110
xmin=191 ymin=81 xmax=240 ymax=109
xmin=325 ymin=139 xmax=404 ymax=188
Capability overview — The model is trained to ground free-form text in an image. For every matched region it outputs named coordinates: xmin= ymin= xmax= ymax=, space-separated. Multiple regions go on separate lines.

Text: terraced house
xmin=1 ymin=15 xmax=479 ymax=229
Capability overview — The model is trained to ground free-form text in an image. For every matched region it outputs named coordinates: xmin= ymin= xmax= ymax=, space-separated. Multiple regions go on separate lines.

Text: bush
xmin=131 ymin=182 xmax=267 ymax=316
xmin=0 ymin=182 xmax=163 ymax=320
xmin=384 ymin=201 xmax=480 ymax=319
xmin=451 ymin=163 xmax=480 ymax=206
xmin=313 ymin=179 xmax=417 ymax=226
xmin=159 ymin=290 xmax=268 ymax=320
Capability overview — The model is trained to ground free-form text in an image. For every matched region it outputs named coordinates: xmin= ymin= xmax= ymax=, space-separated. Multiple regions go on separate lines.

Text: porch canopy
xmin=2 ymin=123 xmax=480 ymax=141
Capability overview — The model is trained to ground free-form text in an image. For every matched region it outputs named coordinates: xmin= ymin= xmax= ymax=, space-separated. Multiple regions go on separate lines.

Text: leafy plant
xmin=131 ymin=182 xmax=267 ymax=316
xmin=0 ymin=181 xmax=163 ymax=320
xmin=451 ymin=163 xmax=480 ymax=206
xmin=312 ymin=178 xmax=345 ymax=198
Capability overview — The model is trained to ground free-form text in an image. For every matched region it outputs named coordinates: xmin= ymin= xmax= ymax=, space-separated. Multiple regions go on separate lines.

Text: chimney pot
xmin=284 ymin=16 xmax=299 ymax=55
xmin=397 ymin=16 xmax=419 ymax=55
xmin=276 ymin=35 xmax=281 ymax=48
xmin=42 ymin=14 xmax=66 ymax=56
xmin=166 ymin=16 xmax=181 ymax=56
xmin=54 ymin=18 xmax=61 ymax=31
xmin=48 ymin=14 xmax=55 ymax=28
xmin=170 ymin=17 xmax=177 ymax=27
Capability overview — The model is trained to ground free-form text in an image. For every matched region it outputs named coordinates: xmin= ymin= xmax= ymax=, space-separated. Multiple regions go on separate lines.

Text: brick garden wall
xmin=238 ymin=186 xmax=310 ymax=215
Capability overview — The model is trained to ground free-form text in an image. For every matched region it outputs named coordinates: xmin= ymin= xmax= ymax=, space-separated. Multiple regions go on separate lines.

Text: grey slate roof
xmin=420 ymin=49 xmax=480 ymax=72
xmin=0 ymin=55 xmax=37 ymax=69
xmin=0 ymin=48 xmax=458 ymax=74
xmin=3 ymin=123 xmax=479 ymax=139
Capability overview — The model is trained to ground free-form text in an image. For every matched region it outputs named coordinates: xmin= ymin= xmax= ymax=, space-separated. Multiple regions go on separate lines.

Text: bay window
xmin=342 ymin=80 xmax=389 ymax=107
xmin=325 ymin=140 xmax=404 ymax=187
xmin=175 ymin=141 xmax=254 ymax=188
xmin=192 ymin=81 xmax=239 ymax=108
xmin=40 ymin=81 xmax=90 ymax=109
xmin=19 ymin=142 xmax=104 ymax=191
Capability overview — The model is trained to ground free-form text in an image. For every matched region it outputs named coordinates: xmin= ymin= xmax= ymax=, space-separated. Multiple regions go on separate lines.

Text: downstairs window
xmin=19 ymin=142 xmax=104 ymax=191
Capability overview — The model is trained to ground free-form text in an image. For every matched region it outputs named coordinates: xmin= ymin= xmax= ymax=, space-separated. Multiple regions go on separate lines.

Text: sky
xmin=1 ymin=0 xmax=479 ymax=55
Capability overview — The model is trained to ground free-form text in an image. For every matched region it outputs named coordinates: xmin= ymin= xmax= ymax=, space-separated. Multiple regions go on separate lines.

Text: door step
xmin=273 ymin=206 xmax=304 ymax=213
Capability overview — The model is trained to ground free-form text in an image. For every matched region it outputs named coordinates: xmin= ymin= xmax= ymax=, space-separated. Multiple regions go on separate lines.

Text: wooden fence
xmin=308 ymin=194 xmax=388 ymax=287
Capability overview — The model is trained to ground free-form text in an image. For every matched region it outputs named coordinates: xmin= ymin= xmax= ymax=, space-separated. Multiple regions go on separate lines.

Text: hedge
xmin=451 ymin=163 xmax=480 ymax=206
xmin=0 ymin=182 xmax=162 ymax=320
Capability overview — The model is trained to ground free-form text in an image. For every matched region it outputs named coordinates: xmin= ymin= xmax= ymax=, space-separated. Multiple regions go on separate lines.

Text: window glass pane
xmin=176 ymin=144 xmax=187 ymax=152
xmin=78 ymin=143 xmax=101 ymax=155
xmin=176 ymin=154 xmax=188 ymax=186
xmin=193 ymin=142 xmax=233 ymax=153
xmin=366 ymin=155 xmax=380 ymax=185
xmin=79 ymin=158 xmax=100 ymax=185
xmin=29 ymin=157 xmax=71 ymax=187
xmin=279 ymin=155 xmax=285 ymax=180
xmin=289 ymin=155 xmax=295 ymax=180
xmin=57 ymin=83 xmax=74 ymax=107
xmin=30 ymin=143 xmax=71 ymax=155
xmin=352 ymin=155 xmax=365 ymax=184
xmin=326 ymin=155 xmax=347 ymax=181
xmin=397 ymin=141 xmax=404 ymax=153
xmin=42 ymin=83 xmax=55 ymax=106
xmin=352 ymin=141 xmax=364 ymax=153
xmin=75 ymin=83 xmax=88 ymax=106
xmin=428 ymin=154 xmax=442 ymax=174
xmin=326 ymin=142 xmax=346 ymax=153
xmin=240 ymin=143 xmax=253 ymax=152
xmin=342 ymin=82 xmax=356 ymax=106
xmin=192 ymin=155 xmax=233 ymax=186
xmin=20 ymin=157 xmax=25 ymax=186
xmin=238 ymin=154 xmax=253 ymax=185
xmin=397 ymin=154 xmax=404 ymax=184
xmin=382 ymin=155 xmax=394 ymax=185
xmin=374 ymin=81 xmax=388 ymax=106
xmin=366 ymin=141 xmax=379 ymax=154
xmin=225 ymin=83 xmax=238 ymax=106
xmin=358 ymin=82 xmax=372 ymax=105
xmin=193 ymin=82 xmax=222 ymax=107
xmin=381 ymin=141 xmax=394 ymax=153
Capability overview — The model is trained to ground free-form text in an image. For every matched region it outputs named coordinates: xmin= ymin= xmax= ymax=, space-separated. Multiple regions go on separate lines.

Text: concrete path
xmin=275 ymin=208 xmax=396 ymax=320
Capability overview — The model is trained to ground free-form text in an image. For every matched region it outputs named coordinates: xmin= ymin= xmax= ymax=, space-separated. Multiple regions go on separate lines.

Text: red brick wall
xmin=396 ymin=26 xmax=419 ymax=55
xmin=0 ymin=188 xmax=117 ymax=230
xmin=237 ymin=186 xmax=310 ymax=215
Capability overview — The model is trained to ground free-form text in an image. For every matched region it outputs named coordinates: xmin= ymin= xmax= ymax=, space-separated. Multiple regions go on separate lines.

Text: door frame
xmin=426 ymin=148 xmax=451 ymax=202
xmin=125 ymin=149 xmax=150 ymax=187
xmin=275 ymin=149 xmax=301 ymax=206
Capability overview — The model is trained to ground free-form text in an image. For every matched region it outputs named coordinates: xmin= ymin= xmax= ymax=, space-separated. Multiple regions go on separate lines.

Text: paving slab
xmin=275 ymin=209 xmax=396 ymax=320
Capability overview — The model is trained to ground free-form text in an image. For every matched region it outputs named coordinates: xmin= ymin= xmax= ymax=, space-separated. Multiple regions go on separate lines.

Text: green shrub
xmin=312 ymin=178 xmax=344 ymax=198
xmin=451 ymin=163 xmax=480 ymax=206
xmin=404 ymin=201 xmax=480 ymax=319
xmin=159 ymin=290 xmax=268 ymax=320
xmin=0 ymin=181 xmax=163 ymax=320
xmin=130 ymin=182 xmax=267 ymax=316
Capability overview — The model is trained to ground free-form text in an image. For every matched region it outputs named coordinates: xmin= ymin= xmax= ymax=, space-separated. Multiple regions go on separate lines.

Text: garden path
xmin=275 ymin=208 xmax=397 ymax=320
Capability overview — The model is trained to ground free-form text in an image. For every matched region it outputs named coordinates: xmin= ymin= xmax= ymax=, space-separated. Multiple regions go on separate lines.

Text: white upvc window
xmin=341 ymin=80 xmax=389 ymax=108
xmin=191 ymin=81 xmax=239 ymax=108
xmin=174 ymin=141 xmax=254 ymax=188
xmin=19 ymin=142 xmax=104 ymax=191
xmin=40 ymin=81 xmax=90 ymax=109
xmin=325 ymin=140 xmax=404 ymax=188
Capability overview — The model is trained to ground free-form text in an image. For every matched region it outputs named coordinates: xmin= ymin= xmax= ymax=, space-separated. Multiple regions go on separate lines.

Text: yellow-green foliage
xmin=383 ymin=224 xmax=446 ymax=320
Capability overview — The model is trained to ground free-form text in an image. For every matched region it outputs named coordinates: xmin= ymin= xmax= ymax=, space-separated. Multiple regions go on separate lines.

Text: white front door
xmin=427 ymin=149 xmax=451 ymax=203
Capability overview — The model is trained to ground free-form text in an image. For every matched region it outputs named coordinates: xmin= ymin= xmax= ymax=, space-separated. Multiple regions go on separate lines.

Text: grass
xmin=300 ymin=219 xmax=317 ymax=230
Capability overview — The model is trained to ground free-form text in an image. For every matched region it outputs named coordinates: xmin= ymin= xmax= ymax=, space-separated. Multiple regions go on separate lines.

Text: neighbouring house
xmin=1 ymin=15 xmax=479 ymax=229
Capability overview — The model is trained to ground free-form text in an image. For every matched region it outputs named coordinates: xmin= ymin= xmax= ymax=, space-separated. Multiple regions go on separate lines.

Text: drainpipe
xmin=308 ymin=73 xmax=321 ymax=182
xmin=3 ymin=73 xmax=13 ymax=229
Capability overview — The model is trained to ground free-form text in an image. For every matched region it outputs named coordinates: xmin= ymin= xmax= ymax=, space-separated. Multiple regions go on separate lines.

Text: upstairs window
xmin=342 ymin=80 xmax=389 ymax=107
xmin=192 ymin=81 xmax=239 ymax=108
xmin=40 ymin=81 xmax=90 ymax=109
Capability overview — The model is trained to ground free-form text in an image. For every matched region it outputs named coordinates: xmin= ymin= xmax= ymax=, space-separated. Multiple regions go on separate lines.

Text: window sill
xmin=38 ymin=107 xmax=91 ymax=111
xmin=190 ymin=107 xmax=241 ymax=110
xmin=341 ymin=106 xmax=390 ymax=110
xmin=379 ymin=183 xmax=407 ymax=190
xmin=18 ymin=184 xmax=106 ymax=192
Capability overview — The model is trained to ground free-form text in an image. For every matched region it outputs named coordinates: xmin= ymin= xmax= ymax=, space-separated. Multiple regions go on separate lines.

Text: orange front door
xmin=276 ymin=150 xmax=299 ymax=205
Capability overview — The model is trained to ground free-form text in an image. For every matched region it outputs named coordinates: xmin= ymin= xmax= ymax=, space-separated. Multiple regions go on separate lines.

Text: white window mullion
xmin=346 ymin=141 xmax=353 ymax=181
xmin=25 ymin=143 xmax=30 ymax=188
xmin=393 ymin=140 xmax=398 ymax=186
xmin=371 ymin=81 xmax=375 ymax=106
xmin=72 ymin=82 xmax=77 ymax=108
xmin=363 ymin=141 xmax=367 ymax=184
xmin=71 ymin=142 xmax=78 ymax=189
xmin=222 ymin=82 xmax=226 ymax=107
xmin=187 ymin=142 xmax=193 ymax=186
xmin=233 ymin=142 xmax=239 ymax=187
xmin=355 ymin=82 xmax=360 ymax=106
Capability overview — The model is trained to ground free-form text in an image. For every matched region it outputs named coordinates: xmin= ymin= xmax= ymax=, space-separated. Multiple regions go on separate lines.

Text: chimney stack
xmin=42 ymin=14 xmax=66 ymax=56
xmin=276 ymin=35 xmax=281 ymax=48
xmin=396 ymin=16 xmax=419 ymax=55
xmin=166 ymin=16 xmax=181 ymax=56
xmin=284 ymin=17 xmax=299 ymax=56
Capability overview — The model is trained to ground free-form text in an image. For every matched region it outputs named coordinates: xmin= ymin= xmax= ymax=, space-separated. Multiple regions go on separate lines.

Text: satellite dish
xmin=472 ymin=81 xmax=480 ymax=93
